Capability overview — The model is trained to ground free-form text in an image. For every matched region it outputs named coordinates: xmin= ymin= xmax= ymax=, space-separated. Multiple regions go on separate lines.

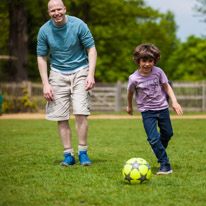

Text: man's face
xmin=48 ymin=0 xmax=66 ymax=26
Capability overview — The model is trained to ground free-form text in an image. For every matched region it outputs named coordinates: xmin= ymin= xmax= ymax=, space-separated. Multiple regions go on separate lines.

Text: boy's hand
xmin=172 ymin=102 xmax=183 ymax=116
xmin=126 ymin=106 xmax=133 ymax=115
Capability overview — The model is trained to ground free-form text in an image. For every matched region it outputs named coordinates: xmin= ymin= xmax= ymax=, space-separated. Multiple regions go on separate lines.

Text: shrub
xmin=2 ymin=87 xmax=38 ymax=113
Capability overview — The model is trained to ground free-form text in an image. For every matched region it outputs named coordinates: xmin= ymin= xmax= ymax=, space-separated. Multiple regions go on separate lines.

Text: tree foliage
xmin=167 ymin=36 xmax=206 ymax=80
xmin=0 ymin=0 xmax=205 ymax=82
xmin=194 ymin=0 xmax=206 ymax=23
xmin=66 ymin=0 xmax=179 ymax=82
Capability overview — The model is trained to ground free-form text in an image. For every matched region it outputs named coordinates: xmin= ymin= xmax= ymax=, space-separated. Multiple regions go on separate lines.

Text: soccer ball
xmin=122 ymin=158 xmax=151 ymax=184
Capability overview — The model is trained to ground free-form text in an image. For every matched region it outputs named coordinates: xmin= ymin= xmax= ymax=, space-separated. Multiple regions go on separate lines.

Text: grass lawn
xmin=0 ymin=118 xmax=206 ymax=206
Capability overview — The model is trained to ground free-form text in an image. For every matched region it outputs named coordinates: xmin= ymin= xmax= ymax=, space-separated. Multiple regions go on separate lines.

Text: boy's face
xmin=139 ymin=58 xmax=155 ymax=76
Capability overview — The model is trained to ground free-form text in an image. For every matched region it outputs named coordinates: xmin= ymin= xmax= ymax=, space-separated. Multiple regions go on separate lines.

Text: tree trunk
xmin=9 ymin=1 xmax=28 ymax=81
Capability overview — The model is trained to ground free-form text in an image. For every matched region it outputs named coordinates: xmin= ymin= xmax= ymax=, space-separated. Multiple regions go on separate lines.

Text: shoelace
xmin=65 ymin=155 xmax=74 ymax=163
xmin=80 ymin=153 xmax=88 ymax=161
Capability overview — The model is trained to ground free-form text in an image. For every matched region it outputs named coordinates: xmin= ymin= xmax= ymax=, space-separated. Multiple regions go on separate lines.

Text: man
xmin=37 ymin=0 xmax=97 ymax=166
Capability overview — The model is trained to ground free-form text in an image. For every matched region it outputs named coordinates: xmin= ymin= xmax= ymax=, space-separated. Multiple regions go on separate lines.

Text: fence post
xmin=115 ymin=81 xmax=122 ymax=112
xmin=27 ymin=81 xmax=32 ymax=100
xmin=203 ymin=80 xmax=205 ymax=112
xmin=23 ymin=81 xmax=32 ymax=100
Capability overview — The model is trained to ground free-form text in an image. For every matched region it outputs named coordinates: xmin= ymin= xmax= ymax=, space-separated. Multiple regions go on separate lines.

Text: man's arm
xmin=85 ymin=46 xmax=97 ymax=91
xmin=37 ymin=56 xmax=54 ymax=101
xmin=126 ymin=91 xmax=134 ymax=115
xmin=163 ymin=83 xmax=183 ymax=115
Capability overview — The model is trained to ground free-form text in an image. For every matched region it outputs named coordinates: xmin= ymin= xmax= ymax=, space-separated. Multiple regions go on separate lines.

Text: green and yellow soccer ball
xmin=122 ymin=158 xmax=151 ymax=184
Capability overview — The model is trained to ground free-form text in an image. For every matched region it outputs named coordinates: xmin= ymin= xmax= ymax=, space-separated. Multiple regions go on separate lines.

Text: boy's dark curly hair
xmin=133 ymin=44 xmax=161 ymax=65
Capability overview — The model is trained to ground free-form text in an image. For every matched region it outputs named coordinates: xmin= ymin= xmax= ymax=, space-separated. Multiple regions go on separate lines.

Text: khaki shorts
xmin=46 ymin=67 xmax=91 ymax=121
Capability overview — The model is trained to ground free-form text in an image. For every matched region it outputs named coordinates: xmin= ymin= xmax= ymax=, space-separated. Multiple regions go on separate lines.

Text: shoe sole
xmin=81 ymin=162 xmax=92 ymax=166
xmin=156 ymin=170 xmax=173 ymax=175
xmin=60 ymin=162 xmax=75 ymax=166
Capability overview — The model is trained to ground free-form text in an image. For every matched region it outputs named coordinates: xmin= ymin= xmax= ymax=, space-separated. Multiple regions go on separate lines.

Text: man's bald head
xmin=47 ymin=0 xmax=67 ymax=26
xmin=48 ymin=0 xmax=64 ymax=10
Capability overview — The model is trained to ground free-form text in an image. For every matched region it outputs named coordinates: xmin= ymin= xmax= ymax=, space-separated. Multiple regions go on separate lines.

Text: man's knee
xmin=75 ymin=115 xmax=88 ymax=122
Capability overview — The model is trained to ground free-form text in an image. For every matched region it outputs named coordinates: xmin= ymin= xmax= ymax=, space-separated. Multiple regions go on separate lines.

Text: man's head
xmin=48 ymin=0 xmax=67 ymax=27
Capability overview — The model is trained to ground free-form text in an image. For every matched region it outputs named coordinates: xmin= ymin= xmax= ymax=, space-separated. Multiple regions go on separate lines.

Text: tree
xmin=194 ymin=0 xmax=206 ymax=23
xmin=166 ymin=36 xmax=206 ymax=80
xmin=25 ymin=0 xmax=49 ymax=81
xmin=138 ymin=11 xmax=179 ymax=73
xmin=66 ymin=0 xmax=179 ymax=82
xmin=0 ymin=2 xmax=10 ymax=80
xmin=0 ymin=0 xmax=180 ymax=82
xmin=8 ymin=0 xmax=28 ymax=81
xmin=0 ymin=0 xmax=48 ymax=81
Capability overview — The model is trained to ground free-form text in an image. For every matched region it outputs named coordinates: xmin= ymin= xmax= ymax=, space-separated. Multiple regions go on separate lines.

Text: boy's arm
xmin=37 ymin=56 xmax=54 ymax=101
xmin=163 ymin=83 xmax=183 ymax=115
xmin=126 ymin=91 xmax=134 ymax=115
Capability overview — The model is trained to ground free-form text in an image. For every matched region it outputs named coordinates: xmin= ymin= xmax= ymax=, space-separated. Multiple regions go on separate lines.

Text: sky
xmin=145 ymin=0 xmax=206 ymax=42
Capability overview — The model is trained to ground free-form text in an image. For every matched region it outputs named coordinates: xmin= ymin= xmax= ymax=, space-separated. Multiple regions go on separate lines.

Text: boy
xmin=126 ymin=44 xmax=183 ymax=175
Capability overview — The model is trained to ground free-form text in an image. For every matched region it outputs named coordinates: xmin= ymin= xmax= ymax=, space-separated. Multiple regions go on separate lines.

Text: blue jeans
xmin=141 ymin=108 xmax=173 ymax=165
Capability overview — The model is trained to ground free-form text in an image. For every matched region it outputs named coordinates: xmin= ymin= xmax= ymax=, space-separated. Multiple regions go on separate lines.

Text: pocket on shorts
xmin=49 ymin=70 xmax=65 ymax=86
xmin=78 ymin=67 xmax=89 ymax=78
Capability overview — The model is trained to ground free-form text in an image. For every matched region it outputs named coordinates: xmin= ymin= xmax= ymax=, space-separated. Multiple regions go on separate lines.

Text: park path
xmin=1 ymin=113 xmax=206 ymax=119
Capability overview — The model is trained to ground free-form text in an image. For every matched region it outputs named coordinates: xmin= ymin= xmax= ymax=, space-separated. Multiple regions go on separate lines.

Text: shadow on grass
xmin=119 ymin=180 xmax=152 ymax=186
xmin=52 ymin=158 xmax=108 ymax=165
xmin=151 ymin=166 xmax=159 ymax=174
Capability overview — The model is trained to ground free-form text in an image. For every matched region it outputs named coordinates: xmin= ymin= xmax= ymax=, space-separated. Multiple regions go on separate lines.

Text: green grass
xmin=0 ymin=118 xmax=206 ymax=206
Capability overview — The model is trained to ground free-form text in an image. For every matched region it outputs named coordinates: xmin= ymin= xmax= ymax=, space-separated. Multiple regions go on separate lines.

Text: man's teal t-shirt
xmin=37 ymin=15 xmax=95 ymax=73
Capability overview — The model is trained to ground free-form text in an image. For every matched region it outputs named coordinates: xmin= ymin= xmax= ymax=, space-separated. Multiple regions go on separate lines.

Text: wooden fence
xmin=0 ymin=81 xmax=206 ymax=112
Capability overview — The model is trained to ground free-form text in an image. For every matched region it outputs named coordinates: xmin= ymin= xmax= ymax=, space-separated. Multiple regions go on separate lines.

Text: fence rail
xmin=0 ymin=81 xmax=206 ymax=112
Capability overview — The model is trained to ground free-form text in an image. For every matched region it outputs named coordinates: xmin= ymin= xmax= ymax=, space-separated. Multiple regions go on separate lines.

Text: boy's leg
xmin=158 ymin=109 xmax=173 ymax=149
xmin=142 ymin=110 xmax=173 ymax=175
xmin=142 ymin=111 xmax=169 ymax=165
xmin=155 ymin=109 xmax=173 ymax=174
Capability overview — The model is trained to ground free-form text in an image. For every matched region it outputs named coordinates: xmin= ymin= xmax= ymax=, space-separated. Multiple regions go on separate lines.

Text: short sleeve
xmin=78 ymin=21 xmax=95 ymax=49
xmin=127 ymin=76 xmax=136 ymax=92
xmin=37 ymin=28 xmax=49 ymax=56
xmin=159 ymin=69 xmax=168 ymax=84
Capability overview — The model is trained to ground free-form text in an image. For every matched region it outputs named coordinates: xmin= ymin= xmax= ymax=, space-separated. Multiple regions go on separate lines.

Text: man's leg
xmin=72 ymin=68 xmax=92 ymax=165
xmin=75 ymin=115 xmax=88 ymax=146
xmin=58 ymin=120 xmax=73 ymax=148
xmin=75 ymin=115 xmax=92 ymax=166
xmin=58 ymin=120 xmax=75 ymax=166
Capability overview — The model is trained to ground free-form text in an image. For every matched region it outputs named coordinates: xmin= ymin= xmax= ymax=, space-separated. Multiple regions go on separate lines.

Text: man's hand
xmin=85 ymin=74 xmax=95 ymax=91
xmin=43 ymin=84 xmax=54 ymax=101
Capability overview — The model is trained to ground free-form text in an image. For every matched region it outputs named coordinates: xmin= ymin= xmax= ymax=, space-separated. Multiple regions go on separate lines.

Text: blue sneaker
xmin=78 ymin=151 xmax=92 ymax=166
xmin=156 ymin=164 xmax=173 ymax=175
xmin=60 ymin=153 xmax=76 ymax=166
